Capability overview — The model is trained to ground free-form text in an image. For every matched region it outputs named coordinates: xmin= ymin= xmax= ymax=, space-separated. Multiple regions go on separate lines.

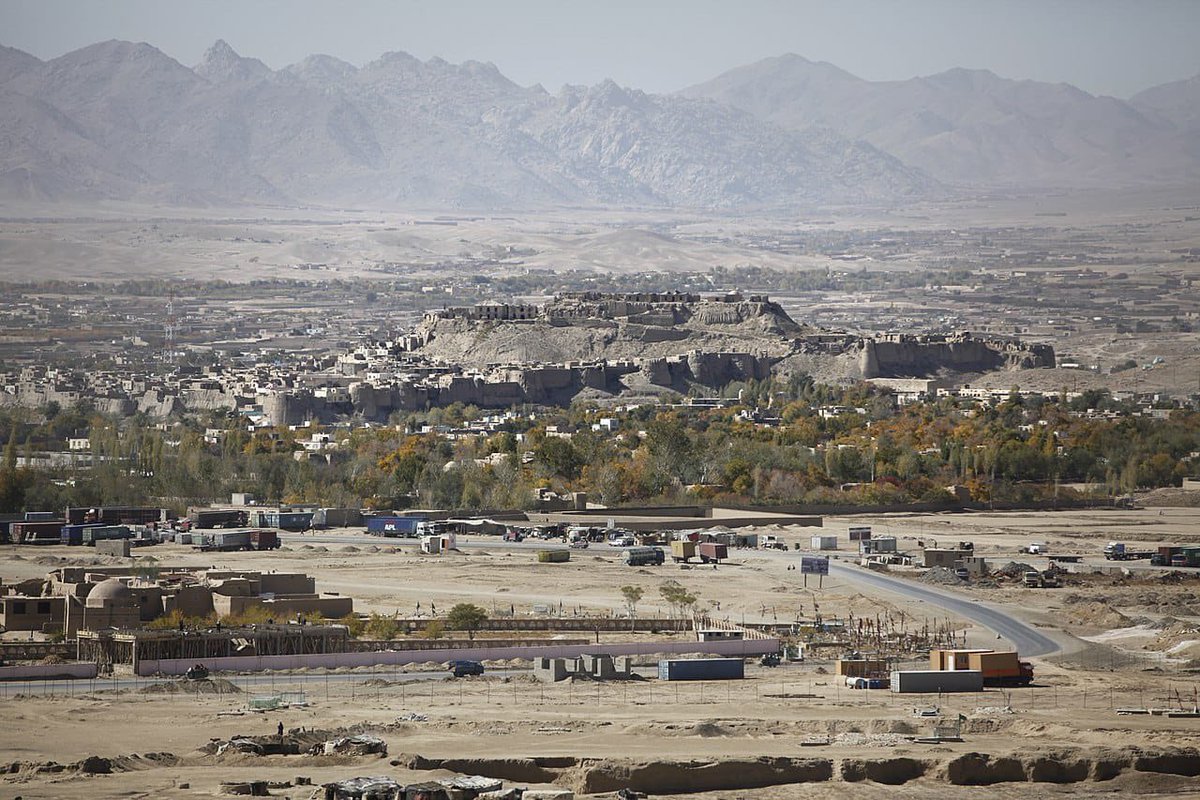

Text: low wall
xmin=0 ymin=642 xmax=75 ymax=661
xmin=348 ymin=637 xmax=591 ymax=652
xmin=394 ymin=617 xmax=688 ymax=634
xmin=136 ymin=637 xmax=780 ymax=676
xmin=0 ymin=662 xmax=97 ymax=681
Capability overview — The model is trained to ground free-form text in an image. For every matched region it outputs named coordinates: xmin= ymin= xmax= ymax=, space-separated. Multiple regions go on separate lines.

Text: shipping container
xmin=537 ymin=550 xmax=570 ymax=563
xmin=10 ymin=520 xmax=65 ymax=544
xmin=66 ymin=506 xmax=164 ymax=526
xmin=698 ymin=542 xmax=728 ymax=563
xmin=249 ymin=530 xmax=280 ymax=550
xmin=811 ymin=535 xmax=838 ymax=550
xmin=366 ymin=516 xmax=424 ymax=537
xmin=192 ymin=509 xmax=248 ymax=529
xmin=670 ymin=540 xmax=697 ymax=562
xmin=82 ymin=525 xmax=132 ymax=544
xmin=264 ymin=511 xmax=314 ymax=531
xmin=24 ymin=511 xmax=58 ymax=521
xmin=658 ymin=658 xmax=745 ymax=681
xmin=890 ymin=669 xmax=984 ymax=693
xmin=60 ymin=523 xmax=103 ymax=546
xmin=312 ymin=508 xmax=362 ymax=529
xmin=198 ymin=530 xmax=253 ymax=550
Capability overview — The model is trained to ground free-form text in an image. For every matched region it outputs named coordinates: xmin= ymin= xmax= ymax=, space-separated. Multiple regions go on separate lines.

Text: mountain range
xmin=682 ymin=54 xmax=1200 ymax=189
xmin=0 ymin=40 xmax=1196 ymax=210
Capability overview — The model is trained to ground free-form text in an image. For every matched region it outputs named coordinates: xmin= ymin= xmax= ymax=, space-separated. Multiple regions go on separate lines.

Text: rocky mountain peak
xmin=195 ymin=39 xmax=271 ymax=83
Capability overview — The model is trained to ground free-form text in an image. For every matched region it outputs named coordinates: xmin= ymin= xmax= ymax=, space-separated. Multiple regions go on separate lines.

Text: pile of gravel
xmin=921 ymin=567 xmax=966 ymax=585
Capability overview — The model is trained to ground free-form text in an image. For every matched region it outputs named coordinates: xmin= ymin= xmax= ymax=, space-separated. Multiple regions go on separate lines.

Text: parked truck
xmin=1104 ymin=542 xmax=1155 ymax=561
xmin=1024 ymin=570 xmax=1060 ymax=588
xmin=622 ymin=546 xmax=665 ymax=567
xmin=197 ymin=529 xmax=253 ymax=551
xmin=698 ymin=542 xmax=728 ymax=564
xmin=969 ymin=651 xmax=1034 ymax=686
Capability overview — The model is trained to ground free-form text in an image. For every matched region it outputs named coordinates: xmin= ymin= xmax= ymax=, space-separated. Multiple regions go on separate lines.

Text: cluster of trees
xmin=1 ymin=380 xmax=1197 ymax=516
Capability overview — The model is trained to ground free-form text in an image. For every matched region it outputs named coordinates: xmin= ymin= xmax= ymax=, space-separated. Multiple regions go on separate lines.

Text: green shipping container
xmin=537 ymin=550 xmax=570 ymax=563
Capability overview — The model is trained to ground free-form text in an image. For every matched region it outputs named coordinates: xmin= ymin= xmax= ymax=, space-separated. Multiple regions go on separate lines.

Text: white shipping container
xmin=890 ymin=669 xmax=984 ymax=693
xmin=811 ymin=535 xmax=838 ymax=550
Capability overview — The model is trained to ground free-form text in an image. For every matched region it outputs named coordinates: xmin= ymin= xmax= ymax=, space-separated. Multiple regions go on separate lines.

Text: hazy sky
xmin=3 ymin=0 xmax=1199 ymax=97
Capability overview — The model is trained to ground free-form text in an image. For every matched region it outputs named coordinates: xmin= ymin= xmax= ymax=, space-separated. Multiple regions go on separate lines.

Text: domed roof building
xmin=86 ymin=578 xmax=136 ymax=608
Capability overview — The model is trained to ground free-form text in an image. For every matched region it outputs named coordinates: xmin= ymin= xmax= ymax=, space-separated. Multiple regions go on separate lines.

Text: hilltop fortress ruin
xmin=0 ymin=292 xmax=1054 ymax=426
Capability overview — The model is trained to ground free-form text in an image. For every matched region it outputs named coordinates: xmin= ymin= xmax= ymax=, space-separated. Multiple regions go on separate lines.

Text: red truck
xmin=698 ymin=542 xmax=728 ymax=564
xmin=971 ymin=651 xmax=1034 ymax=686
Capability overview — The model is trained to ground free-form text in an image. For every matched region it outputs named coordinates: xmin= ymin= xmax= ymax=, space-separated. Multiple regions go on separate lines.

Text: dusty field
xmin=3 ymin=508 xmax=1200 ymax=798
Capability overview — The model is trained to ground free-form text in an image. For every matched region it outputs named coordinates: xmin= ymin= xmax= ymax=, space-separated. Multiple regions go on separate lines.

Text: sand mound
xmin=140 ymin=678 xmax=242 ymax=695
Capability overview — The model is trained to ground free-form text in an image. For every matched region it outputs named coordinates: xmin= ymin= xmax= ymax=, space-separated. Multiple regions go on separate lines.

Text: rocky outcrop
xmin=859 ymin=334 xmax=1055 ymax=378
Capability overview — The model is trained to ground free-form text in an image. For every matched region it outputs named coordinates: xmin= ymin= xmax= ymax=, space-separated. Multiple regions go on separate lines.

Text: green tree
xmin=445 ymin=602 xmax=488 ymax=640
xmin=363 ymin=612 xmax=400 ymax=640
xmin=659 ymin=580 xmax=697 ymax=620
xmin=535 ymin=436 xmax=582 ymax=480
xmin=619 ymin=585 xmax=644 ymax=626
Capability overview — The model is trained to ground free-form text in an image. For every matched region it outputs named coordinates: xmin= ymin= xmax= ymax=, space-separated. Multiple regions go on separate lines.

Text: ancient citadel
xmin=0 ymin=292 xmax=1053 ymax=426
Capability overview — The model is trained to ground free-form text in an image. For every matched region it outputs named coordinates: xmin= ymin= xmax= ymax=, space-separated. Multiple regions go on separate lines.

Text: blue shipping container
xmin=658 ymin=658 xmax=745 ymax=681
xmin=366 ymin=516 xmax=423 ymax=536
xmin=61 ymin=523 xmax=103 ymax=545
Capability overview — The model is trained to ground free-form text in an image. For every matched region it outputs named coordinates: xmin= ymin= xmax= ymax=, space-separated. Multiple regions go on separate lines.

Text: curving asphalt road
xmin=826 ymin=560 xmax=1062 ymax=657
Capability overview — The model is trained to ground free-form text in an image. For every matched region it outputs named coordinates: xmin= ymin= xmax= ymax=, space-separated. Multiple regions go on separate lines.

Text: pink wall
xmin=136 ymin=637 xmax=780 ymax=676
xmin=0 ymin=662 xmax=97 ymax=681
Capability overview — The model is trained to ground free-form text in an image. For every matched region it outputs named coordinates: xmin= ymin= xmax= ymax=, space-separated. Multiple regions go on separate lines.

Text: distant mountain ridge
xmin=682 ymin=53 xmax=1200 ymax=189
xmin=0 ymin=40 xmax=1195 ymax=210
xmin=0 ymin=39 xmax=930 ymax=209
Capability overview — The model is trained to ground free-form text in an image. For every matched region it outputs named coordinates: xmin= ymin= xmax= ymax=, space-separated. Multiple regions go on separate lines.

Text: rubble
xmin=314 ymin=734 xmax=388 ymax=757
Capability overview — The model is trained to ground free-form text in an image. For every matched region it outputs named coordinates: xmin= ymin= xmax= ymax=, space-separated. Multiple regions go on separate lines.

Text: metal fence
xmin=2 ymin=667 xmax=1196 ymax=719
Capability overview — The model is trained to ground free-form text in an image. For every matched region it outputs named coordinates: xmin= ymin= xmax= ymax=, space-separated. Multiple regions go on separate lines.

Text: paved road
xmin=825 ymin=559 xmax=1062 ymax=657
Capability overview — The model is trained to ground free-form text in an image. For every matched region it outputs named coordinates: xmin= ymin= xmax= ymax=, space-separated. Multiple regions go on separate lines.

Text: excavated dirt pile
xmin=568 ymin=756 xmax=835 ymax=794
xmin=840 ymin=757 xmax=932 ymax=784
xmin=399 ymin=746 xmax=1200 ymax=793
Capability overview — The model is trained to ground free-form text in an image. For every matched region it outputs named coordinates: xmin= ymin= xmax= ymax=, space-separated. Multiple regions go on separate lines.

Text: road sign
xmin=800 ymin=556 xmax=829 ymax=575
